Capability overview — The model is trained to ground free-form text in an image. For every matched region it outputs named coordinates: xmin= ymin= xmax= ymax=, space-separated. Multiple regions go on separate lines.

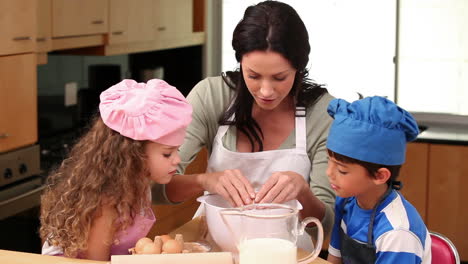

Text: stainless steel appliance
xmin=0 ymin=145 xmax=44 ymax=253
xmin=0 ymin=145 xmax=43 ymax=220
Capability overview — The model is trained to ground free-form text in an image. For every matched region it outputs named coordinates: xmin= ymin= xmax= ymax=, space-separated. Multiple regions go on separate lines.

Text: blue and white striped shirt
xmin=329 ymin=190 xmax=431 ymax=263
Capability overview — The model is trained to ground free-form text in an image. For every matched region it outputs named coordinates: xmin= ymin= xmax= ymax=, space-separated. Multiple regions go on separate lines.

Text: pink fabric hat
xmin=99 ymin=79 xmax=192 ymax=146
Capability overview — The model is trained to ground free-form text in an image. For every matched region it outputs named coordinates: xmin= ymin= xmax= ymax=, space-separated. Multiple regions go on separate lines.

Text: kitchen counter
xmin=0 ymin=249 xmax=108 ymax=264
xmin=0 ymin=217 xmax=330 ymax=264
xmin=412 ymin=112 xmax=468 ymax=145
xmin=416 ymin=125 xmax=468 ymax=145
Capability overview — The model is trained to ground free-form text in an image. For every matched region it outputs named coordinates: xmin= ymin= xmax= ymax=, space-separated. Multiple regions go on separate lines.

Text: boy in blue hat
xmin=326 ymin=96 xmax=431 ymax=264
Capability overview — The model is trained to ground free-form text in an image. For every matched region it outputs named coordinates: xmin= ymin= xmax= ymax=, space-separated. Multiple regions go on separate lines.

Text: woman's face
xmin=145 ymin=142 xmax=180 ymax=184
xmin=241 ymin=50 xmax=297 ymax=110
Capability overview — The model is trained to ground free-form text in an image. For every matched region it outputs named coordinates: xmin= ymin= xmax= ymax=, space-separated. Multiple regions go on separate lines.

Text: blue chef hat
xmin=326 ymin=96 xmax=419 ymax=165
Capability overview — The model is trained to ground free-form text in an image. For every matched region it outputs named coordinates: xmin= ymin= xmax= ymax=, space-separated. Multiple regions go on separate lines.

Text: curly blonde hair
xmin=40 ymin=117 xmax=152 ymax=257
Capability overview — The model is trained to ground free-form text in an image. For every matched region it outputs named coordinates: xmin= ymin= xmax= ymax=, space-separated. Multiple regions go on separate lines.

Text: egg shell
xmin=154 ymin=236 xmax=163 ymax=249
xmin=140 ymin=242 xmax=161 ymax=254
xmin=162 ymin=239 xmax=183 ymax=254
xmin=174 ymin=234 xmax=184 ymax=248
xmin=160 ymin=234 xmax=172 ymax=243
xmin=135 ymin=237 xmax=153 ymax=254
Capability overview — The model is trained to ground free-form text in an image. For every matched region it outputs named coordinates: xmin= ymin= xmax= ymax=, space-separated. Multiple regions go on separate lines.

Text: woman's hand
xmin=199 ymin=169 xmax=256 ymax=207
xmin=255 ymin=171 xmax=309 ymax=204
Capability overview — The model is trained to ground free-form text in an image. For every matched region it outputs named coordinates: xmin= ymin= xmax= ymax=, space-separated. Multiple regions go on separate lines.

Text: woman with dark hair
xmin=156 ymin=0 xmax=335 ymax=235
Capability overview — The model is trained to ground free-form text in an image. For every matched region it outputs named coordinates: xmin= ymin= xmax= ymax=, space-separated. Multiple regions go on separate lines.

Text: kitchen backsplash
xmin=37 ymin=54 xmax=129 ymax=96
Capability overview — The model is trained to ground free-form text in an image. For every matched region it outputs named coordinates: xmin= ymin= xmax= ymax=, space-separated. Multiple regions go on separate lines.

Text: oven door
xmin=0 ymin=176 xmax=44 ymax=253
xmin=0 ymin=176 xmax=45 ymax=221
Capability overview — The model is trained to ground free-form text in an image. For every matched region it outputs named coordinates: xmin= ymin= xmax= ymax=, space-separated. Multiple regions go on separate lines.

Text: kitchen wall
xmin=35 ymin=54 xmax=130 ymax=141
xmin=35 ymin=46 xmax=203 ymax=155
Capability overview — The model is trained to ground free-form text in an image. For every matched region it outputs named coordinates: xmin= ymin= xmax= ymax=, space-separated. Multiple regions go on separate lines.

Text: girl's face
xmin=326 ymin=156 xmax=376 ymax=198
xmin=145 ymin=142 xmax=181 ymax=184
xmin=241 ymin=50 xmax=297 ymax=111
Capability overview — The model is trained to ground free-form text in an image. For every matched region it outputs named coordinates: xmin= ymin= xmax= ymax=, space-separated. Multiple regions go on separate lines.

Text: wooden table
xmin=0 ymin=217 xmax=330 ymax=264
xmin=169 ymin=216 xmax=331 ymax=264
xmin=0 ymin=249 xmax=108 ymax=264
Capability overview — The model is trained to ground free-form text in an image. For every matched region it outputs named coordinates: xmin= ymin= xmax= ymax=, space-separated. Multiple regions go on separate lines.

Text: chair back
xmin=430 ymin=231 xmax=460 ymax=264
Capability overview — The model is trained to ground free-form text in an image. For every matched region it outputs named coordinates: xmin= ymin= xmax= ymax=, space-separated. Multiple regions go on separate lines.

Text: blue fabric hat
xmin=326 ymin=96 xmax=419 ymax=165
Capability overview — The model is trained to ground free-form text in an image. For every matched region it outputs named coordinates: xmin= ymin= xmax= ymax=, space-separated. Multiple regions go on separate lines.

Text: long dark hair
xmin=220 ymin=1 xmax=328 ymax=151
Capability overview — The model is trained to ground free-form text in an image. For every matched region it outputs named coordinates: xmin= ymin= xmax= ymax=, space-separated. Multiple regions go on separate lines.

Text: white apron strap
xmin=295 ymin=106 xmax=307 ymax=152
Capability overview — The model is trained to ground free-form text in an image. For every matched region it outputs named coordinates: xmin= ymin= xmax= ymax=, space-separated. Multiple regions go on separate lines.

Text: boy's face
xmin=145 ymin=142 xmax=181 ymax=184
xmin=326 ymin=156 xmax=376 ymax=198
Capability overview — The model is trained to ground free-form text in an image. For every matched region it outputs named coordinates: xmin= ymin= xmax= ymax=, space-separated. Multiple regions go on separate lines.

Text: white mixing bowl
xmin=196 ymin=194 xmax=302 ymax=253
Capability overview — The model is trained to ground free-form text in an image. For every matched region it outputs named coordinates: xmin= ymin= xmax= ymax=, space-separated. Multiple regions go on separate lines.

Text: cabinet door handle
xmin=0 ymin=133 xmax=10 ymax=139
xmin=112 ymin=31 xmax=124 ymax=35
xmin=91 ymin=20 xmax=104 ymax=25
xmin=157 ymin=26 xmax=166 ymax=31
xmin=13 ymin=36 xmax=31 ymax=41
xmin=36 ymin=37 xmax=47 ymax=42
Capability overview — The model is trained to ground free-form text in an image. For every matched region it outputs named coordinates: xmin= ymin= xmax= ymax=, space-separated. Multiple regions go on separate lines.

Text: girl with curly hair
xmin=40 ymin=79 xmax=192 ymax=260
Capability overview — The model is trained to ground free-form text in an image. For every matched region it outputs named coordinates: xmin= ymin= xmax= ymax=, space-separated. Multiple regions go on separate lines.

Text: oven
xmin=0 ymin=132 xmax=81 ymax=253
xmin=0 ymin=145 xmax=44 ymax=253
xmin=0 ymin=63 xmax=117 ymax=253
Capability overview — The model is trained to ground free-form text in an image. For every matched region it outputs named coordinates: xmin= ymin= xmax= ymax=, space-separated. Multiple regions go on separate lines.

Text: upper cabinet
xmin=108 ymin=0 xmax=154 ymax=45
xmin=1 ymin=0 xmax=205 ymax=57
xmin=0 ymin=0 xmax=36 ymax=56
xmin=0 ymin=54 xmax=37 ymax=153
xmin=51 ymin=0 xmax=108 ymax=37
xmin=71 ymin=0 xmax=205 ymax=55
xmin=154 ymin=0 xmax=193 ymax=40
xmin=36 ymin=0 xmax=52 ymax=53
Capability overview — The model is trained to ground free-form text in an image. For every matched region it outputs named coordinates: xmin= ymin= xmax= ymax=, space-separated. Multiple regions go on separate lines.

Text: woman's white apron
xmin=195 ymin=107 xmax=314 ymax=250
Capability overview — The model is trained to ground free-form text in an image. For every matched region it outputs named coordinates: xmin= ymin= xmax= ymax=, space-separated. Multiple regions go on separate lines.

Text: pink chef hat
xmin=99 ymin=79 xmax=192 ymax=146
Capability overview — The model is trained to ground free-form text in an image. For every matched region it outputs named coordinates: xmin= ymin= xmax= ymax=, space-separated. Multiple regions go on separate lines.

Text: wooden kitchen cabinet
xmin=193 ymin=0 xmax=205 ymax=32
xmin=0 ymin=54 xmax=37 ymax=153
xmin=36 ymin=0 xmax=52 ymax=54
xmin=402 ymin=142 xmax=468 ymax=260
xmin=0 ymin=0 xmax=36 ymax=56
xmin=427 ymin=144 xmax=468 ymax=260
xmin=65 ymin=0 xmax=204 ymax=55
xmin=108 ymin=0 xmax=154 ymax=45
xmin=51 ymin=0 xmax=108 ymax=38
xmin=399 ymin=142 xmax=429 ymax=222
xmin=153 ymin=0 xmax=193 ymax=41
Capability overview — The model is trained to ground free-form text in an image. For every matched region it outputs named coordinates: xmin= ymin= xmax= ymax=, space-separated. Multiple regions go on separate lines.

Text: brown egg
xmin=135 ymin=237 xmax=153 ymax=254
xmin=160 ymin=234 xmax=172 ymax=243
xmin=174 ymin=234 xmax=184 ymax=248
xmin=162 ymin=239 xmax=183 ymax=254
xmin=140 ymin=242 xmax=162 ymax=254
xmin=154 ymin=236 xmax=163 ymax=249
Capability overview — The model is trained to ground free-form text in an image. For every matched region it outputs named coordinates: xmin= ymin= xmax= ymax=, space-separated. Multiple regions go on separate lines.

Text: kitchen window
xmin=221 ymin=0 xmax=468 ymax=118
xmin=398 ymin=0 xmax=468 ymax=116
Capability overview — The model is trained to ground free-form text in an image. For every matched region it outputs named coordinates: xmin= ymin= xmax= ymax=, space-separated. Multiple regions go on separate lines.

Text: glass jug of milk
xmin=220 ymin=203 xmax=323 ymax=264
